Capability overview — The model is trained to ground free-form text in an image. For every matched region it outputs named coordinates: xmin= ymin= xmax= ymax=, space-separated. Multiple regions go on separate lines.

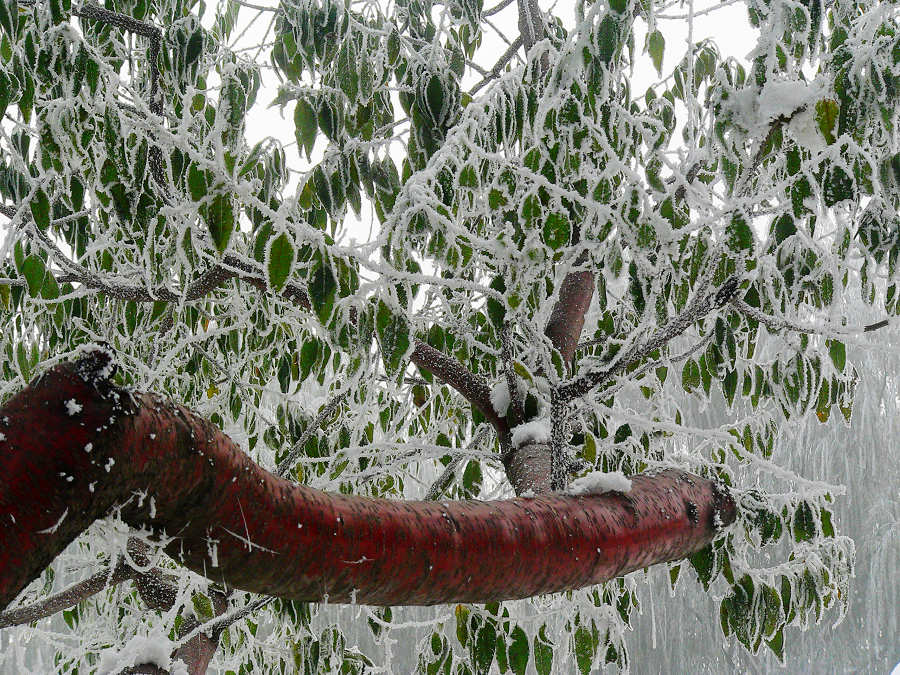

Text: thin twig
xmin=558 ymin=277 xmax=739 ymax=402
xmin=500 ymin=323 xmax=525 ymax=425
xmin=276 ymin=391 xmax=348 ymax=476
xmin=470 ymin=36 xmax=524 ymax=95
xmin=425 ymin=424 xmax=493 ymax=500
xmin=733 ymin=299 xmax=893 ymax=336
xmin=484 ymin=0 xmax=516 ymax=16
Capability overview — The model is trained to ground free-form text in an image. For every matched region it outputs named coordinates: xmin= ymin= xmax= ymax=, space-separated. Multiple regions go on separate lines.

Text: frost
xmin=567 ymin=471 xmax=633 ymax=496
xmin=0 ymin=432 xmax=5 ymax=441
xmin=490 ymin=380 xmax=512 ymax=417
xmin=727 ymin=76 xmax=829 ymax=149
xmin=84 ymin=442 xmax=93 ymax=452
xmin=510 ymin=419 xmax=552 ymax=447
xmin=97 ymin=631 xmax=177 ymax=674
xmin=65 ymin=399 xmax=83 ymax=416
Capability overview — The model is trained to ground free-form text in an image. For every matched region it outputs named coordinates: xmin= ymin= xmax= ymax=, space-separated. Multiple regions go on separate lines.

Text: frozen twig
xmin=276 ymin=391 xmax=348 ymax=477
xmin=500 ymin=323 xmax=525 ymax=425
xmin=732 ymin=299 xmax=893 ymax=336
xmin=425 ymin=424 xmax=493 ymax=500
xmin=558 ymin=277 xmax=739 ymax=402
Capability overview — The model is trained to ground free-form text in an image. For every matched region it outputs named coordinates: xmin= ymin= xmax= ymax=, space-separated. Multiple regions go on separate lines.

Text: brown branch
xmin=410 ymin=339 xmax=510 ymax=442
xmin=544 ymin=260 xmax=595 ymax=369
xmin=0 ymin=557 xmax=133 ymax=628
xmin=0 ymin=350 xmax=735 ymax=610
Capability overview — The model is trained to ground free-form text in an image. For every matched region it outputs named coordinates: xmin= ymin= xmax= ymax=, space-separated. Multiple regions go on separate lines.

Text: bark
xmin=410 ymin=339 xmax=510 ymax=440
xmin=0 ymin=351 xmax=735 ymax=611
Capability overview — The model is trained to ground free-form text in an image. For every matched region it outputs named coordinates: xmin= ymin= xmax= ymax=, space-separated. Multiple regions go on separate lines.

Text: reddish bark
xmin=544 ymin=267 xmax=595 ymax=368
xmin=0 ymin=351 xmax=734 ymax=611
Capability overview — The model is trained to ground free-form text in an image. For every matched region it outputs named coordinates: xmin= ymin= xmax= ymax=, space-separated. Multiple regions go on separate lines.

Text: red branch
xmin=544 ymin=267 xmax=595 ymax=368
xmin=0 ymin=351 xmax=735 ymax=611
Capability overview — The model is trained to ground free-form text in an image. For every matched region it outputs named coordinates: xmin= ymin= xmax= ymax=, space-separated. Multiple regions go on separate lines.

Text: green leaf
xmin=425 ymin=75 xmax=445 ymax=124
xmin=21 ymin=254 xmax=46 ymax=297
xmin=294 ymin=98 xmax=317 ymax=160
xmin=30 ymin=188 xmax=51 ymax=230
xmin=185 ymin=28 xmax=204 ymax=66
xmin=474 ymin=622 xmax=496 ymax=672
xmin=0 ymin=0 xmax=15 ymax=38
xmin=828 ymin=340 xmax=845 ymax=372
xmin=308 ymin=262 xmax=337 ymax=323
xmin=593 ymin=14 xmax=619 ymax=65
xmin=376 ymin=300 xmax=410 ymax=373
xmin=508 ymin=626 xmax=529 ymax=675
xmin=533 ymin=627 xmax=553 ymax=675
xmin=542 ymin=212 xmax=570 ymax=250
xmin=205 ymin=193 xmax=234 ymax=253
xmin=793 ymin=502 xmax=815 ymax=542
xmin=574 ymin=626 xmax=594 ymax=675
xmin=727 ymin=215 xmax=753 ymax=251
xmin=814 ymin=99 xmax=838 ymax=145
xmin=648 ymin=30 xmax=665 ymax=75
xmin=267 ymin=232 xmax=295 ymax=291
xmin=682 ymin=358 xmax=701 ymax=392
xmin=455 ymin=605 xmax=470 ymax=647
xmin=188 ymin=164 xmax=209 ymax=201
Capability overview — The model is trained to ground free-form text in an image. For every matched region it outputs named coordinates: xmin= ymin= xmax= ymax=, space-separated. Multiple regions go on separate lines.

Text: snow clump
xmin=97 ymin=631 xmax=185 ymax=674
xmin=510 ymin=419 xmax=552 ymax=446
xmin=567 ymin=471 xmax=632 ymax=496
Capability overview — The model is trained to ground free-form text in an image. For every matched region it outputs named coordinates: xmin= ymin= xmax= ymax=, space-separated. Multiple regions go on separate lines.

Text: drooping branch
xmin=0 ymin=350 xmax=735 ymax=612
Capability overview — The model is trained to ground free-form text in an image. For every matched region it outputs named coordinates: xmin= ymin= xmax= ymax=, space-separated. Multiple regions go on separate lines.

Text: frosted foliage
xmin=0 ymin=0 xmax=899 ymax=671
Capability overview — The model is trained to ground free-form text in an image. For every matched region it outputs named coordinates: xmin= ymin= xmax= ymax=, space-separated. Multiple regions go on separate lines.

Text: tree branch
xmin=410 ymin=339 xmax=510 ymax=442
xmin=558 ymin=276 xmax=739 ymax=402
xmin=0 ymin=556 xmax=133 ymax=628
xmin=0 ymin=350 xmax=735 ymax=610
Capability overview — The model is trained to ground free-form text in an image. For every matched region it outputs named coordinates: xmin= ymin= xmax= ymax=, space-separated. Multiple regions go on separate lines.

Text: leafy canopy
xmin=0 ymin=0 xmax=898 ymax=670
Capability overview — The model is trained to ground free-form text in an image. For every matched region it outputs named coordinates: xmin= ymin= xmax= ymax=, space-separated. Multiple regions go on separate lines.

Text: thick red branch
xmin=0 ymin=352 xmax=735 ymax=611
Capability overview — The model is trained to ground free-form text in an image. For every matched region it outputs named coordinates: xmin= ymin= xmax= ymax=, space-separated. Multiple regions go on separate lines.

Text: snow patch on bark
xmin=97 ymin=630 xmax=182 ymax=674
xmin=490 ymin=380 xmax=512 ymax=416
xmin=567 ymin=471 xmax=633 ymax=495
xmin=510 ymin=419 xmax=551 ymax=446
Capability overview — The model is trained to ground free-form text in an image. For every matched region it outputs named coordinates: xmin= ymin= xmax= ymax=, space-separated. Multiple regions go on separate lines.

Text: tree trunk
xmin=0 ymin=351 xmax=735 ymax=611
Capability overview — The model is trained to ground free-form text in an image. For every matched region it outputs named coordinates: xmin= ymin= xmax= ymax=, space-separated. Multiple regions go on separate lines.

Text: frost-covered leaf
xmin=648 ymin=30 xmax=665 ymax=75
xmin=267 ymin=232 xmax=295 ymax=291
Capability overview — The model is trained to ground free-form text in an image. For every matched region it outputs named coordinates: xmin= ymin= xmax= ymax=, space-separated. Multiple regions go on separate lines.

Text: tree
xmin=0 ymin=0 xmax=897 ymax=670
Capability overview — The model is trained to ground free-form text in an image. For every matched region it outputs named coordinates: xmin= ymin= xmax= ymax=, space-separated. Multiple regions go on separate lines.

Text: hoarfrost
xmin=64 ymin=399 xmax=82 ymax=416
